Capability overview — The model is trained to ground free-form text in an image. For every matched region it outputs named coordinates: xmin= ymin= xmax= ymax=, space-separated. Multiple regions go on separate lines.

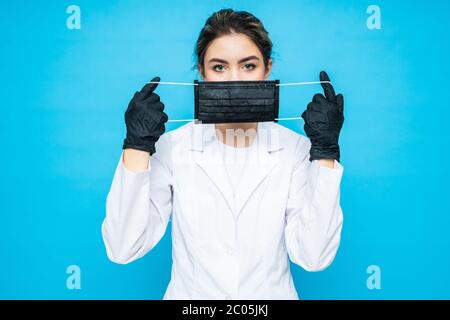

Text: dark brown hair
xmin=193 ymin=8 xmax=274 ymax=76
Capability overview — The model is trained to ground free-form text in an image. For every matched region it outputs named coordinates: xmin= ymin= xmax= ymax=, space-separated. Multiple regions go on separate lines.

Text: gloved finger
xmin=312 ymin=93 xmax=327 ymax=104
xmin=336 ymin=94 xmax=344 ymax=113
xmin=142 ymin=100 xmax=164 ymax=113
xmin=320 ymin=71 xmax=336 ymax=102
xmin=306 ymin=109 xmax=328 ymax=123
xmin=160 ymin=111 xmax=169 ymax=123
xmin=306 ymin=101 xmax=318 ymax=111
xmin=139 ymin=76 xmax=161 ymax=99
xmin=150 ymin=101 xmax=165 ymax=112
xmin=142 ymin=92 xmax=161 ymax=104
xmin=301 ymin=109 xmax=308 ymax=121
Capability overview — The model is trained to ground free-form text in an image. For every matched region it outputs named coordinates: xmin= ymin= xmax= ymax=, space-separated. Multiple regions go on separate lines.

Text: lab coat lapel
xmin=234 ymin=122 xmax=282 ymax=219
xmin=190 ymin=123 xmax=235 ymax=212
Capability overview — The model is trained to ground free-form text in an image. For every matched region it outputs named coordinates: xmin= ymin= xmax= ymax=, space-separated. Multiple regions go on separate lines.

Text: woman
xmin=102 ymin=8 xmax=345 ymax=300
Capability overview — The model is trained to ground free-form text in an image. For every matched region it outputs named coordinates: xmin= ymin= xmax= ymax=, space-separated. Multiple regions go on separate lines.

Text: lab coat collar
xmin=188 ymin=121 xmax=283 ymax=153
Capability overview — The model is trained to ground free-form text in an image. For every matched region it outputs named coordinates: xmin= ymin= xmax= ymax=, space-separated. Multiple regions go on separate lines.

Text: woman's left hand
xmin=301 ymin=71 xmax=344 ymax=162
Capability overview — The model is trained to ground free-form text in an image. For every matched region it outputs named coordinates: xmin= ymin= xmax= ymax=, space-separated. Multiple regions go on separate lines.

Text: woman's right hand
xmin=122 ymin=76 xmax=168 ymax=155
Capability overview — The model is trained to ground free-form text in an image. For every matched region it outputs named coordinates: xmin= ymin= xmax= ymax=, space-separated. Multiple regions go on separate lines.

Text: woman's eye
xmin=213 ymin=64 xmax=225 ymax=72
xmin=243 ymin=63 xmax=256 ymax=70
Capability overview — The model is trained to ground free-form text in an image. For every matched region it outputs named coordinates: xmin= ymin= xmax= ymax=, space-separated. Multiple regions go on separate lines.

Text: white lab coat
xmin=101 ymin=121 xmax=344 ymax=300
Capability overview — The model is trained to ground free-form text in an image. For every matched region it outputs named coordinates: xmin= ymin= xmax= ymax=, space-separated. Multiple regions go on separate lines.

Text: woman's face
xmin=198 ymin=32 xmax=272 ymax=81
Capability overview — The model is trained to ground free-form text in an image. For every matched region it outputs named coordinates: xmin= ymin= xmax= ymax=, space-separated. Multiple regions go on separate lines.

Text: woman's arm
xmin=319 ymin=159 xmax=335 ymax=168
xmin=101 ymin=136 xmax=173 ymax=264
xmin=101 ymin=77 xmax=171 ymax=264
xmin=284 ymin=137 xmax=344 ymax=272
xmin=123 ymin=148 xmax=151 ymax=172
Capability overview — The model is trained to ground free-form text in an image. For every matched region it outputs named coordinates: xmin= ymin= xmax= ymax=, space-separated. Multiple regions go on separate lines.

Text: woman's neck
xmin=214 ymin=122 xmax=258 ymax=148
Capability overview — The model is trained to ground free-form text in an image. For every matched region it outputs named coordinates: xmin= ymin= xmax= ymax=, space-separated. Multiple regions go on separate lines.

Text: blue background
xmin=1 ymin=0 xmax=449 ymax=299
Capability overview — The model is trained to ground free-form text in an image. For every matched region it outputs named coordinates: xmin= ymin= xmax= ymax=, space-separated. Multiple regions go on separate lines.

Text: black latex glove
xmin=122 ymin=76 xmax=168 ymax=155
xmin=301 ymin=71 xmax=344 ymax=162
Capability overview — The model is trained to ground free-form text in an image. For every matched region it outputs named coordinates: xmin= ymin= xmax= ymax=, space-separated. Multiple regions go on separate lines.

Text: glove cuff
xmin=122 ymin=138 xmax=156 ymax=155
xmin=309 ymin=145 xmax=340 ymax=162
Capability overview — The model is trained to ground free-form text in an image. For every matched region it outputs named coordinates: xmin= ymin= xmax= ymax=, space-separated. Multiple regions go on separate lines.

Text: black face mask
xmin=194 ymin=80 xmax=280 ymax=124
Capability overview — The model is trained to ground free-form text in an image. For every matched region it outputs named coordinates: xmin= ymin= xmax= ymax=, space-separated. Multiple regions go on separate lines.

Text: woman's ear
xmin=197 ymin=63 xmax=205 ymax=80
xmin=264 ymin=59 xmax=273 ymax=80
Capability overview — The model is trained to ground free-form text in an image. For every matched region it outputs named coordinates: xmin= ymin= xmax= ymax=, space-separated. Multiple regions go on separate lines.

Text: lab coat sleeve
xmin=101 ymin=134 xmax=173 ymax=265
xmin=284 ymin=136 xmax=344 ymax=272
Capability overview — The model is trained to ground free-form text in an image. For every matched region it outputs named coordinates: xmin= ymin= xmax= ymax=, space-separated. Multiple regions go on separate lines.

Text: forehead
xmin=204 ymin=32 xmax=263 ymax=62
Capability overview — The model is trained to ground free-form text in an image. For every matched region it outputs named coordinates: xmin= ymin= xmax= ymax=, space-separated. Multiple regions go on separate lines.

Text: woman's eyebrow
xmin=238 ymin=55 xmax=260 ymax=63
xmin=208 ymin=55 xmax=260 ymax=64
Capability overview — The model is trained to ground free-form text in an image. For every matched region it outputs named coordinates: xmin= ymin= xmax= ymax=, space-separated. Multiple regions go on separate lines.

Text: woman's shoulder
xmin=159 ymin=121 xmax=196 ymax=145
xmin=263 ymin=122 xmax=310 ymax=149
xmin=155 ymin=121 xmax=199 ymax=153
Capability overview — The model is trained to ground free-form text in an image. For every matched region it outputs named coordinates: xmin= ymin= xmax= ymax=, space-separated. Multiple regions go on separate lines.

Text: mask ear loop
xmin=145 ymin=80 xmax=333 ymax=122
